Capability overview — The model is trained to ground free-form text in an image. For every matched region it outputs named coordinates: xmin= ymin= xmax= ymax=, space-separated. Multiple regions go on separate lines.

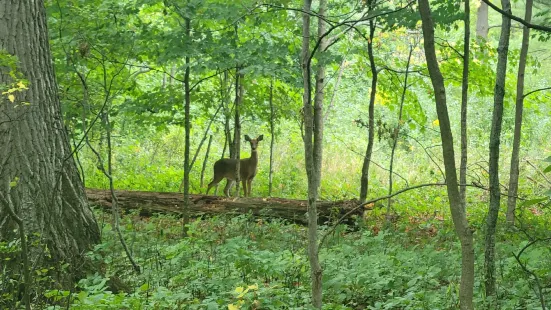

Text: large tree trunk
xmin=359 ymin=0 xmax=377 ymax=205
xmin=485 ymin=0 xmax=512 ymax=298
xmin=0 ymin=0 xmax=100 ymax=288
xmin=476 ymin=0 xmax=489 ymax=39
xmin=418 ymin=0 xmax=475 ymax=308
xmin=507 ymin=0 xmax=533 ymax=226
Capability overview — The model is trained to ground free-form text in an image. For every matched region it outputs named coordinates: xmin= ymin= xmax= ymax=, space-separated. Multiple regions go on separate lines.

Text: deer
xmin=206 ymin=135 xmax=263 ymax=197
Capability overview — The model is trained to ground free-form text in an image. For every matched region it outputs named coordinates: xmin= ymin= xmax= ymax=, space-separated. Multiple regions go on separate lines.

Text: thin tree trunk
xmin=169 ymin=65 xmax=175 ymax=85
xmin=221 ymin=71 xmax=234 ymax=159
xmin=182 ymin=17 xmax=191 ymax=236
xmin=507 ymin=0 xmax=533 ymax=226
xmin=476 ymin=0 xmax=489 ymax=39
xmin=269 ymin=79 xmax=275 ymax=197
xmin=201 ymin=135 xmax=213 ymax=188
xmin=360 ymin=8 xmax=377 ymax=204
xmin=104 ymin=113 xmax=140 ymax=273
xmin=460 ymin=0 xmax=471 ymax=210
xmin=418 ymin=0 xmax=475 ymax=308
xmin=301 ymin=0 xmax=326 ymax=307
xmin=485 ymin=0 xmax=511 ymax=298
xmin=190 ymin=104 xmax=222 ymax=172
xmin=313 ymin=0 xmax=326 ymax=193
xmin=323 ymin=58 xmax=346 ymax=122
xmin=233 ymin=64 xmax=242 ymax=197
xmin=179 ymin=102 xmax=222 ymax=192
xmin=0 ymin=0 xmax=99 ymax=291
xmin=386 ymin=45 xmax=413 ymax=221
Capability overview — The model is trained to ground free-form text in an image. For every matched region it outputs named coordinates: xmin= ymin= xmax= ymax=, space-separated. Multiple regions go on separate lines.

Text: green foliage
xmin=35 ymin=210 xmax=550 ymax=309
xmin=31 ymin=0 xmax=551 ymax=308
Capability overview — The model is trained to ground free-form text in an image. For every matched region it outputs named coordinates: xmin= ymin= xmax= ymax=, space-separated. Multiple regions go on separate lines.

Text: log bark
xmin=85 ymin=188 xmax=361 ymax=225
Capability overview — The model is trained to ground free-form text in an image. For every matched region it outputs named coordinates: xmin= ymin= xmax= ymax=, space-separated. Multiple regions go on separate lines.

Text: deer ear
xmin=244 ymin=135 xmax=251 ymax=141
xmin=257 ymin=135 xmax=264 ymax=141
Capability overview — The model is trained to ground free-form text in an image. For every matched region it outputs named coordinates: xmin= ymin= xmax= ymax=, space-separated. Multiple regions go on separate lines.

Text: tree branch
xmin=523 ymin=86 xmax=551 ymax=99
xmin=480 ymin=0 xmax=551 ymax=32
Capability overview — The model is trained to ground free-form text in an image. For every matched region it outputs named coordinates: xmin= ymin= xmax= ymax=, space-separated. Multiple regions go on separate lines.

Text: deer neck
xmin=249 ymin=149 xmax=258 ymax=165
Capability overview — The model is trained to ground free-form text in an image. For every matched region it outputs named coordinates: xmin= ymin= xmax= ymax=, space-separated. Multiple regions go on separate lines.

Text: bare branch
xmin=480 ymin=0 xmax=551 ymax=33
xmin=523 ymin=86 xmax=551 ymax=99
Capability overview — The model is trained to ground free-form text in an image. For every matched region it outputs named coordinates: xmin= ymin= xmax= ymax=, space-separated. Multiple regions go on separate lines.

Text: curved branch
xmin=480 ymin=0 xmax=551 ymax=33
xmin=319 ymin=182 xmax=447 ymax=250
xmin=512 ymin=237 xmax=551 ymax=309
xmin=523 ymin=86 xmax=551 ymax=99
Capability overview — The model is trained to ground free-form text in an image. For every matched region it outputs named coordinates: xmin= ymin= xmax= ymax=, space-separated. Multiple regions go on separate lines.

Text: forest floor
xmin=48 ymin=201 xmax=550 ymax=310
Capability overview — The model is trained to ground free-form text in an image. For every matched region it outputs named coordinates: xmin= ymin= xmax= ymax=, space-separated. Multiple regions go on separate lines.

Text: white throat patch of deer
xmin=206 ymin=135 xmax=264 ymax=197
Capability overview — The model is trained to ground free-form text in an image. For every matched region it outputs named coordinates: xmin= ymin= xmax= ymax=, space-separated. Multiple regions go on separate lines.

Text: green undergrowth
xmin=40 ymin=209 xmax=549 ymax=310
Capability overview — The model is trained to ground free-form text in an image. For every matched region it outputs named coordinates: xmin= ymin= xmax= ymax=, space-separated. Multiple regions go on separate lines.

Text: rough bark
xmin=417 ymin=0 xmax=475 ymax=308
xmin=460 ymin=0 xmax=471 ymax=210
xmin=507 ymin=0 xmax=533 ymax=226
xmin=0 ymin=0 xmax=100 ymax=287
xmin=476 ymin=0 xmax=489 ymax=39
xmin=85 ymin=188 xmax=360 ymax=225
xmin=485 ymin=0 xmax=511 ymax=298
xmin=359 ymin=1 xmax=377 ymax=204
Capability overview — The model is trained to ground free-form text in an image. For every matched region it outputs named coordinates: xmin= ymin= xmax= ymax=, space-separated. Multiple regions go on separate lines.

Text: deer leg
xmin=242 ymin=179 xmax=248 ymax=197
xmin=223 ymin=179 xmax=234 ymax=197
xmin=206 ymin=175 xmax=224 ymax=195
xmin=247 ymin=178 xmax=253 ymax=197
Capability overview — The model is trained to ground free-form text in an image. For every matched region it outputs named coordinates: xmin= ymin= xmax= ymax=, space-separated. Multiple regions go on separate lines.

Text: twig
xmin=523 ymin=86 xmax=551 ymax=99
xmin=527 ymin=160 xmax=551 ymax=185
xmin=319 ymin=182 xmax=447 ymax=251
xmin=512 ymin=237 xmax=551 ymax=309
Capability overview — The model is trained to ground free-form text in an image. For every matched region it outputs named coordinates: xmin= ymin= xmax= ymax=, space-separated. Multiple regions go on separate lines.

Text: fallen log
xmin=85 ymin=188 xmax=362 ymax=225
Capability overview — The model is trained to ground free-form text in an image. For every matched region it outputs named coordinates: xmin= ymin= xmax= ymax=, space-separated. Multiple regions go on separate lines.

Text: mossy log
xmin=85 ymin=188 xmax=361 ymax=225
